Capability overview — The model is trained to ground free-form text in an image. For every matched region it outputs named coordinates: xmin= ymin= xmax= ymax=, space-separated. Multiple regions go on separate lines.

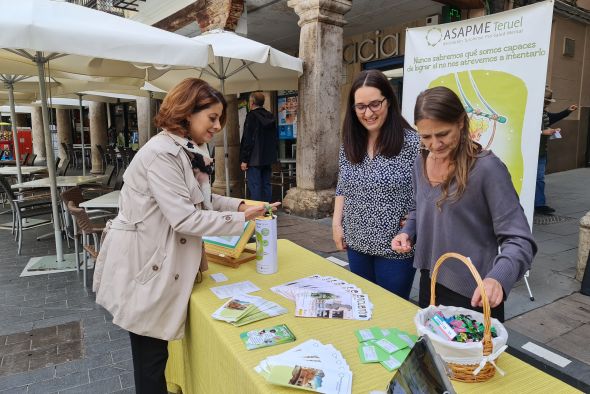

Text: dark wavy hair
xmin=342 ymin=70 xmax=412 ymax=164
xmin=154 ymin=78 xmax=227 ymax=136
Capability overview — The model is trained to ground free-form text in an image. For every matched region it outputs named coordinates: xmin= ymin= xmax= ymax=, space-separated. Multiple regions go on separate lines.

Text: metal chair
xmin=61 ymin=187 xmax=114 ymax=284
xmin=81 ymin=165 xmax=116 ymax=199
xmin=0 ymin=175 xmax=53 ymax=254
xmin=96 ymin=144 xmax=107 ymax=172
xmin=64 ymin=200 xmax=106 ymax=286
xmin=25 ymin=153 xmax=36 ymax=166
xmin=113 ymin=169 xmax=125 ymax=190
xmin=19 ymin=153 xmax=29 ymax=167
xmin=57 ymin=157 xmax=70 ymax=176
xmin=270 ymin=162 xmax=296 ymax=202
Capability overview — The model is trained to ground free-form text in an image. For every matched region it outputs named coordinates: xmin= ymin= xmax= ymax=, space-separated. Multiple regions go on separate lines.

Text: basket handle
xmin=430 ymin=252 xmax=493 ymax=355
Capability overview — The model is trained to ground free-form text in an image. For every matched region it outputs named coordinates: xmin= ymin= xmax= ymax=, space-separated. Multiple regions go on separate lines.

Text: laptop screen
xmin=386 ymin=335 xmax=456 ymax=394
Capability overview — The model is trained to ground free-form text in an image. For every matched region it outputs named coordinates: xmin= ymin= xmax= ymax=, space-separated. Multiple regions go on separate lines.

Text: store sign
xmin=343 ymin=32 xmax=399 ymax=64
xmin=402 ymin=1 xmax=554 ymax=225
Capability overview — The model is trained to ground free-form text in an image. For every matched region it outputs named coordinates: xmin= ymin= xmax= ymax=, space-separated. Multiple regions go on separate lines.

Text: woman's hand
xmin=240 ymin=202 xmax=280 ymax=221
xmin=391 ymin=233 xmax=412 ymax=253
xmin=332 ymin=224 xmax=347 ymax=251
xmin=541 ymin=128 xmax=557 ymax=136
xmin=471 ymin=278 xmax=504 ymax=308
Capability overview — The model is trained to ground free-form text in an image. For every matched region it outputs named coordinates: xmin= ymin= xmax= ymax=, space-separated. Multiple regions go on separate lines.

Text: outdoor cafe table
xmin=11 ymin=175 xmax=109 ymax=241
xmin=79 ymin=190 xmax=120 ymax=210
xmin=11 ymin=175 xmax=107 ymax=189
xmin=0 ymin=166 xmax=47 ymax=176
xmin=165 ymin=239 xmax=579 ymax=394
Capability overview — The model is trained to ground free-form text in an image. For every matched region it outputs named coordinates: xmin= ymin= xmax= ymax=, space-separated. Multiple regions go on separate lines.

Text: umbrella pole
xmin=6 ymin=82 xmax=23 ymax=185
xmin=35 ymin=52 xmax=64 ymax=263
xmin=147 ymin=91 xmax=153 ymax=140
xmin=219 ymin=58 xmax=231 ymax=197
xmin=77 ymin=94 xmax=86 ymax=175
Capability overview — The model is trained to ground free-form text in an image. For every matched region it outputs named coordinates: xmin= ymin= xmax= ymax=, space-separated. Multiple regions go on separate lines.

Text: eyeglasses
xmin=352 ymin=97 xmax=387 ymax=114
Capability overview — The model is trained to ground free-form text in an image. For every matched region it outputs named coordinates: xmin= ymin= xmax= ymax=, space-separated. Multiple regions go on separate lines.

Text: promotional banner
xmin=277 ymin=91 xmax=298 ymax=140
xmin=401 ymin=1 xmax=554 ymax=224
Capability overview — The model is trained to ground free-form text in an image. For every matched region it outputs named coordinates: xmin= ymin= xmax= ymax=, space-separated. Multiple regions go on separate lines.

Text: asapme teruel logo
xmin=425 ymin=16 xmax=523 ymax=47
xmin=426 ymin=27 xmax=442 ymax=47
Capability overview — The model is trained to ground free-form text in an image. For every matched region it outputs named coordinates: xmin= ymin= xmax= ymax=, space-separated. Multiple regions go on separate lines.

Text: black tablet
xmin=386 ymin=335 xmax=456 ymax=394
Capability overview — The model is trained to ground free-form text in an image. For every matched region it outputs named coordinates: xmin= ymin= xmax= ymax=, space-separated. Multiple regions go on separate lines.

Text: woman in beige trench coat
xmin=94 ymin=78 xmax=273 ymax=394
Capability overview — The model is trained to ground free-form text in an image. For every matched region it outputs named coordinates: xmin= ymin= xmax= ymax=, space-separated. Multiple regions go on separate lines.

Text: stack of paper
xmin=240 ymin=324 xmax=296 ymax=350
xmin=355 ymin=327 xmax=417 ymax=371
xmin=211 ymin=294 xmax=288 ymax=326
xmin=255 ymin=339 xmax=352 ymax=394
xmin=271 ymin=275 xmax=373 ymax=320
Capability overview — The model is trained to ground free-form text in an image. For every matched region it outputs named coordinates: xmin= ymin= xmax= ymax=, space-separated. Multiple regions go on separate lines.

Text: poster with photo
xmin=277 ymin=91 xmax=298 ymax=140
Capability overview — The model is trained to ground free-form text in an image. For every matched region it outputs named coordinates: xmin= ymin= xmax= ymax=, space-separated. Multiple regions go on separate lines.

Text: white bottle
xmin=255 ymin=215 xmax=278 ymax=274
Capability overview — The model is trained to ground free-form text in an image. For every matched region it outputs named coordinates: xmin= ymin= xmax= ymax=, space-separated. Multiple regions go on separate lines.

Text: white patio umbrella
xmin=150 ymin=29 xmax=303 ymax=196
xmin=0 ymin=0 xmax=210 ymax=266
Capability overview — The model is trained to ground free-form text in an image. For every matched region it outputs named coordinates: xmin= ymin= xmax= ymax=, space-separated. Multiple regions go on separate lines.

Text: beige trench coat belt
xmin=109 ymin=218 xmax=139 ymax=231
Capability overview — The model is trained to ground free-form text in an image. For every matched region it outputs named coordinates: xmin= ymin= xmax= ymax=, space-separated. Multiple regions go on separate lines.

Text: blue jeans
xmin=247 ymin=165 xmax=272 ymax=202
xmin=535 ymin=154 xmax=547 ymax=207
xmin=347 ymin=248 xmax=416 ymax=300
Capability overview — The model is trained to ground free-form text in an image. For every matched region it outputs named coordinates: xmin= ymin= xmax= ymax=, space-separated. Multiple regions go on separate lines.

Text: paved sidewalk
xmin=0 ymin=168 xmax=588 ymax=393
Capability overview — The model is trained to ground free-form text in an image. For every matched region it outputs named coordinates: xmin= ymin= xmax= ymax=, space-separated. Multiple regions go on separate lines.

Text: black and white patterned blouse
xmin=336 ymin=129 xmax=420 ymax=259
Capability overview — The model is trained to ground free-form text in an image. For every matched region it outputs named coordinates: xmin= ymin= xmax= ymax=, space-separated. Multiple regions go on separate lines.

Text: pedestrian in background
xmin=392 ymin=86 xmax=537 ymax=322
xmin=333 ymin=69 xmax=420 ymax=299
xmin=535 ymin=86 xmax=578 ymax=215
xmin=240 ymin=91 xmax=278 ymax=202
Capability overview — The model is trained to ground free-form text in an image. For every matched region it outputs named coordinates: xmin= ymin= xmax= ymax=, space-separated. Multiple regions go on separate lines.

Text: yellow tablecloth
xmin=165 ymin=240 xmax=579 ymax=394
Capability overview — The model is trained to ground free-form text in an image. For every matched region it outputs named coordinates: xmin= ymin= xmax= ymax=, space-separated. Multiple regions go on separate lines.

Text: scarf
xmin=164 ymin=132 xmax=213 ymax=210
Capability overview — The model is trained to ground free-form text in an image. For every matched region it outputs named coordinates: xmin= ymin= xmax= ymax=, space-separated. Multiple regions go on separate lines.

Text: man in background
xmin=240 ymin=92 xmax=278 ymax=202
xmin=535 ymin=87 xmax=578 ymax=215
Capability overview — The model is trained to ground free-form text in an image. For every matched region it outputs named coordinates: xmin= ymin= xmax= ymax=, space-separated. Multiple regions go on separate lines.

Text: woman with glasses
xmin=333 ymin=69 xmax=420 ymax=299
xmin=391 ymin=86 xmax=536 ymax=321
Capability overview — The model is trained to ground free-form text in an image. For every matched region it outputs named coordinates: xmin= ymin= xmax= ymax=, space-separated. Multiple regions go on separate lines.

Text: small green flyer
xmin=357 ymin=342 xmax=391 ymax=363
xmin=354 ymin=327 xmax=389 ymax=342
xmin=380 ymin=347 xmax=412 ymax=372
xmin=240 ymin=324 xmax=296 ymax=350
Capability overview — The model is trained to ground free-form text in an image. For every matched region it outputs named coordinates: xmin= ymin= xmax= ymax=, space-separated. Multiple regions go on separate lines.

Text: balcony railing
xmin=65 ymin=0 xmax=145 ymax=16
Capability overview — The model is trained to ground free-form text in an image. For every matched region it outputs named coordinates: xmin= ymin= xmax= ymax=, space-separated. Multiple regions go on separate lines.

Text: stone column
xmin=577 ymin=212 xmax=590 ymax=281
xmin=89 ymin=102 xmax=108 ymax=174
xmin=56 ymin=109 xmax=72 ymax=160
xmin=212 ymin=94 xmax=244 ymax=197
xmin=283 ymin=0 xmax=352 ymax=218
xmin=136 ymin=96 xmax=156 ymax=147
xmin=31 ymin=106 xmax=45 ymax=164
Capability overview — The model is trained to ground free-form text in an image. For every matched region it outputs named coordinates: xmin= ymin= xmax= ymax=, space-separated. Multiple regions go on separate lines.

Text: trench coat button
xmin=223 ymin=215 xmax=232 ymax=223
xmin=152 ymin=265 xmax=159 ymax=271
xmin=174 ymin=274 xmax=179 ymax=280
xmin=180 ymin=238 xmax=187 ymax=245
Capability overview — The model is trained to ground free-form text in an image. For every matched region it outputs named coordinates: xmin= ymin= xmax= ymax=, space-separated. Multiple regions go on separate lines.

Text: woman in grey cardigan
xmin=391 ymin=86 xmax=537 ymax=321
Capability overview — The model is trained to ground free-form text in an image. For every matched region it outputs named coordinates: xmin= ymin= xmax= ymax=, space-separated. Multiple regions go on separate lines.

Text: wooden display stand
xmin=204 ymin=220 xmax=257 ymax=269
xmin=206 ymin=247 xmax=256 ymax=268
